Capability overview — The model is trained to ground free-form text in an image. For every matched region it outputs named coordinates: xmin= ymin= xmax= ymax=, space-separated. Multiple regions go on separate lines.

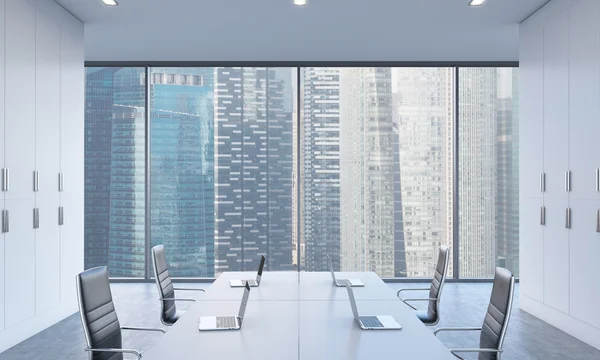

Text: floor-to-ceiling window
xmin=83 ymin=64 xmax=519 ymax=280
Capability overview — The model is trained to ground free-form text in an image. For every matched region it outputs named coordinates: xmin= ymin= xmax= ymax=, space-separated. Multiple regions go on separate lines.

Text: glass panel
xmin=84 ymin=67 xmax=146 ymax=277
xmin=458 ymin=67 xmax=520 ymax=278
xmin=300 ymin=67 xmax=455 ymax=278
xmin=149 ymin=67 xmax=296 ymax=277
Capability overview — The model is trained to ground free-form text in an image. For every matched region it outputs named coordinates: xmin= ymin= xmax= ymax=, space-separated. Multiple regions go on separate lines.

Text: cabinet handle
xmin=4 ymin=168 xmax=9 ymax=192
xmin=566 ymin=208 xmax=572 ymax=229
xmin=33 ymin=171 xmax=39 ymax=192
xmin=1 ymin=210 xmax=5 ymax=233
xmin=33 ymin=208 xmax=39 ymax=229
xmin=1 ymin=168 xmax=6 ymax=191
xmin=58 ymin=173 xmax=64 ymax=192
xmin=540 ymin=173 xmax=546 ymax=192
xmin=540 ymin=206 xmax=546 ymax=225
xmin=5 ymin=209 xmax=8 ymax=233
xmin=58 ymin=206 xmax=64 ymax=226
xmin=596 ymin=169 xmax=599 ymax=192
xmin=596 ymin=209 xmax=600 ymax=233
xmin=565 ymin=171 xmax=571 ymax=192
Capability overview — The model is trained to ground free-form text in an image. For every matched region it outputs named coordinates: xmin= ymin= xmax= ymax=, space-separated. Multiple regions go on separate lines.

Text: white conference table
xmin=142 ymin=271 xmax=455 ymax=360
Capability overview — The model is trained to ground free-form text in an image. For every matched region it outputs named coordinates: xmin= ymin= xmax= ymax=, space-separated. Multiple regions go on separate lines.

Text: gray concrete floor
xmin=0 ymin=282 xmax=598 ymax=360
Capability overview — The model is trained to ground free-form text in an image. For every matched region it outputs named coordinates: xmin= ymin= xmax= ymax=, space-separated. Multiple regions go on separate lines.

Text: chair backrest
xmin=76 ymin=266 xmax=124 ymax=360
xmin=478 ymin=267 xmax=515 ymax=360
xmin=426 ymin=245 xmax=450 ymax=323
xmin=152 ymin=245 xmax=177 ymax=325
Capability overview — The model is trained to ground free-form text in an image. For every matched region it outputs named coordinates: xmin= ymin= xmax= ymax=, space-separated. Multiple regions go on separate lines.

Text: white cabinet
xmin=542 ymin=197 xmax=570 ymax=313
xmin=3 ymin=199 xmax=36 ymax=328
xmin=569 ymin=199 xmax=600 ymax=328
xmin=520 ymin=0 xmax=600 ymax=349
xmin=0 ymin=0 xmax=84 ymax=351
xmin=519 ymin=198 xmax=544 ymax=302
xmin=519 ymin=23 xmax=544 ymax=197
xmin=569 ymin=0 xmax=600 ymax=201
xmin=542 ymin=13 xmax=570 ymax=197
xmin=35 ymin=198 xmax=60 ymax=314
xmin=4 ymin=0 xmax=35 ymax=202
xmin=34 ymin=10 xmax=61 ymax=315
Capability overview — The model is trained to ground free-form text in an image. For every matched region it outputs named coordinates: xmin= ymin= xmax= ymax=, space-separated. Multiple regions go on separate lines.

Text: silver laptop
xmin=198 ymin=282 xmax=251 ymax=331
xmin=345 ymin=284 xmax=402 ymax=330
xmin=327 ymin=255 xmax=364 ymax=287
xmin=230 ymin=255 xmax=265 ymax=287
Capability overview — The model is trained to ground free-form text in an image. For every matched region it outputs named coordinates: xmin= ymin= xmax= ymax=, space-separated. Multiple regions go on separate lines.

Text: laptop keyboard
xmin=336 ymin=280 xmax=350 ymax=286
xmin=360 ymin=316 xmax=384 ymax=328
xmin=247 ymin=280 xmax=258 ymax=286
xmin=216 ymin=316 xmax=238 ymax=328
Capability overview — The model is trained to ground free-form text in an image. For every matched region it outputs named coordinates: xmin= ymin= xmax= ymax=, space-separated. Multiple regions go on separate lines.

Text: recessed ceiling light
xmin=469 ymin=0 xmax=486 ymax=6
xmin=294 ymin=0 xmax=307 ymax=6
xmin=101 ymin=0 xmax=118 ymax=6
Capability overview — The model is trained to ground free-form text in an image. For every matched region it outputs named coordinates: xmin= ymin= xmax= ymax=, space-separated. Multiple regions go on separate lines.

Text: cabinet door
xmin=4 ymin=199 xmax=36 ymax=328
xmin=60 ymin=196 xmax=84 ymax=304
xmin=519 ymin=24 xmax=545 ymax=196
xmin=4 ymin=0 xmax=35 ymax=201
xmin=569 ymin=0 xmax=600 ymax=201
xmin=60 ymin=29 xmax=84 ymax=201
xmin=543 ymin=13 xmax=570 ymax=196
xmin=519 ymin=197 xmax=545 ymax=302
xmin=569 ymin=199 xmax=600 ymax=328
xmin=542 ymin=197 xmax=570 ymax=314
xmin=35 ymin=10 xmax=61 ymax=197
xmin=35 ymin=197 xmax=60 ymax=314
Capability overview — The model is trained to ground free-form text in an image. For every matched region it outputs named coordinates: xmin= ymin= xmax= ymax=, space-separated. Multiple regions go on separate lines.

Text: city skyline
xmin=84 ymin=66 xmax=519 ymax=279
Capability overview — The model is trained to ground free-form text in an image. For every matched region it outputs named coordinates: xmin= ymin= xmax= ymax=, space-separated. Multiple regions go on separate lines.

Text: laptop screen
xmin=345 ymin=285 xmax=360 ymax=321
xmin=257 ymin=255 xmax=266 ymax=277
xmin=238 ymin=282 xmax=251 ymax=320
xmin=327 ymin=255 xmax=336 ymax=282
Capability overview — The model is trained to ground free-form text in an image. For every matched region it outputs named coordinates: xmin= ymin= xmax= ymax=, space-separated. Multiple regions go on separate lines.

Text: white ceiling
xmin=54 ymin=0 xmax=550 ymax=62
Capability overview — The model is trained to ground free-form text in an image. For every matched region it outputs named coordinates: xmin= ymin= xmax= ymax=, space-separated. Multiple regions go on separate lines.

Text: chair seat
xmin=416 ymin=311 xmax=437 ymax=324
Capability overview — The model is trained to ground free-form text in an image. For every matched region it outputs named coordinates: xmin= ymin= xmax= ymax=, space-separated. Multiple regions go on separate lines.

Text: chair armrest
xmin=434 ymin=327 xmax=482 ymax=336
xmin=121 ymin=326 xmax=167 ymax=334
xmin=85 ymin=348 xmax=142 ymax=359
xmin=160 ymin=297 xmax=196 ymax=302
xmin=449 ymin=348 xmax=502 ymax=355
xmin=397 ymin=288 xmax=430 ymax=299
xmin=173 ymin=287 xmax=205 ymax=292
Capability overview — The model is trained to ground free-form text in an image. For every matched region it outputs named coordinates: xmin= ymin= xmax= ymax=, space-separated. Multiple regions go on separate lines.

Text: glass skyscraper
xmin=214 ymin=67 xmax=294 ymax=274
xmin=150 ymin=68 xmax=215 ymax=277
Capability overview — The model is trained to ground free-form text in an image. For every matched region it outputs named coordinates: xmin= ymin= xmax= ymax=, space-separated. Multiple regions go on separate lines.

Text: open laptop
xmin=199 ymin=282 xmax=251 ymax=331
xmin=230 ymin=255 xmax=265 ymax=287
xmin=345 ymin=284 xmax=402 ymax=330
xmin=327 ymin=255 xmax=364 ymax=287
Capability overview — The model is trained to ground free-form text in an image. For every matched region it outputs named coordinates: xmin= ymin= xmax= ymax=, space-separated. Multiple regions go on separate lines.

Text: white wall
xmin=0 ymin=0 xmax=84 ymax=352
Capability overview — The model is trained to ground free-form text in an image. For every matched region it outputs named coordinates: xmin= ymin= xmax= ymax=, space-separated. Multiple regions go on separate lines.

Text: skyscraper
xmin=150 ymin=68 xmax=215 ymax=277
xmin=339 ymin=68 xmax=396 ymax=277
xmin=108 ymin=68 xmax=146 ymax=277
xmin=394 ymin=68 xmax=454 ymax=278
xmin=84 ymin=67 xmax=120 ymax=271
xmin=214 ymin=68 xmax=294 ymax=274
xmin=495 ymin=68 xmax=520 ymax=275
xmin=458 ymin=68 xmax=498 ymax=278
xmin=301 ymin=68 xmax=341 ymax=271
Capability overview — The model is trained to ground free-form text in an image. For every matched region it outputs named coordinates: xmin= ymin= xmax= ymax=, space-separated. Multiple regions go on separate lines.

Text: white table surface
xmin=199 ymin=271 xmax=299 ymax=301
xmin=298 ymin=300 xmax=455 ymax=360
xmin=298 ymin=272 xmax=400 ymax=301
xmin=142 ymin=300 xmax=299 ymax=360
xmin=143 ymin=271 xmax=454 ymax=360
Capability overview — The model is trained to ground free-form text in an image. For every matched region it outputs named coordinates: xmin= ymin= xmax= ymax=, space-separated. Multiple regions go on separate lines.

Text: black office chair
xmin=76 ymin=266 xmax=166 ymax=360
xmin=151 ymin=244 xmax=205 ymax=326
xmin=397 ymin=245 xmax=450 ymax=326
xmin=434 ymin=267 xmax=516 ymax=360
